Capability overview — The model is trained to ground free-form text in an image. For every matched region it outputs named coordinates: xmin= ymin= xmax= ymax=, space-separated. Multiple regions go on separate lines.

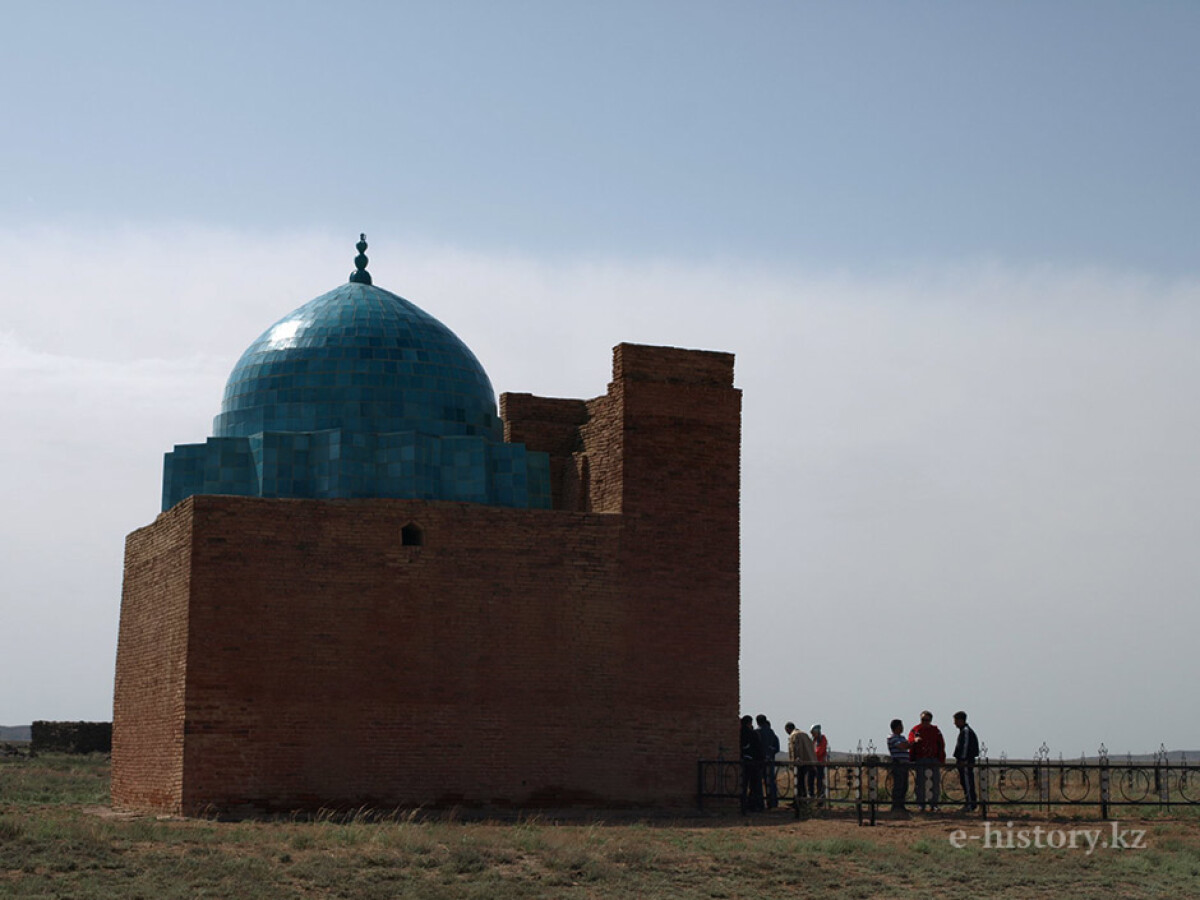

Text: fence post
xmin=1157 ymin=744 xmax=1169 ymax=811
xmin=793 ymin=761 xmax=802 ymax=820
xmin=852 ymin=741 xmax=862 ymax=825
xmin=855 ymin=761 xmax=864 ymax=826
xmin=1099 ymin=743 xmax=1110 ymax=820
xmin=865 ymin=753 xmax=879 ymax=827
xmin=979 ymin=742 xmax=989 ymax=819
xmin=1037 ymin=743 xmax=1050 ymax=812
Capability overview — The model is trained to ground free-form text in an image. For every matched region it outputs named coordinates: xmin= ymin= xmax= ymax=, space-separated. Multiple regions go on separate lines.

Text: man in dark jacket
xmin=756 ymin=715 xmax=781 ymax=809
xmin=953 ymin=710 xmax=980 ymax=812
xmin=740 ymin=715 xmax=765 ymax=812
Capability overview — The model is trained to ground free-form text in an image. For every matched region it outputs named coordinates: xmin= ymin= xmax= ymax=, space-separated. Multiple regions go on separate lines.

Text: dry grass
xmin=2 ymin=755 xmax=1200 ymax=898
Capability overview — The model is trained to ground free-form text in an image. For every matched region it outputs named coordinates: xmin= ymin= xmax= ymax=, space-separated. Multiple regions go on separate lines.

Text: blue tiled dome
xmin=160 ymin=237 xmax=550 ymax=511
xmin=212 ymin=282 xmax=501 ymax=441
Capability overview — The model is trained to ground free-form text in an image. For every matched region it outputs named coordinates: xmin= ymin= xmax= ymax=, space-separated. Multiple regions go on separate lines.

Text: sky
xmin=2 ymin=1 xmax=1198 ymax=760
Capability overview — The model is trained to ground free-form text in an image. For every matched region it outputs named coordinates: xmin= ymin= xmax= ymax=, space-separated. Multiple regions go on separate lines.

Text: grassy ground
xmin=3 ymin=756 xmax=1200 ymax=898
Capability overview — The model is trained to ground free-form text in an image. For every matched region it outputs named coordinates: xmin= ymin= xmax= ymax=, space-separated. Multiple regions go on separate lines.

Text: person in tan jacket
xmin=785 ymin=721 xmax=817 ymax=798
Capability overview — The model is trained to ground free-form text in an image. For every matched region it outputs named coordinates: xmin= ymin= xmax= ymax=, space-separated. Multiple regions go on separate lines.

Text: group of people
xmin=738 ymin=709 xmax=981 ymax=815
xmin=887 ymin=710 xmax=980 ymax=815
xmin=738 ymin=714 xmax=827 ymax=811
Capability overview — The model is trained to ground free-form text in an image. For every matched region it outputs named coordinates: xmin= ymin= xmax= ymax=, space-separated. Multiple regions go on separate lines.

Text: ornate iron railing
xmin=698 ymin=744 xmax=1200 ymax=822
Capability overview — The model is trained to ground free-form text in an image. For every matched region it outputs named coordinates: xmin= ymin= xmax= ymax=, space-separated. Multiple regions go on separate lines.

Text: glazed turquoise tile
xmin=162 ymin=239 xmax=550 ymax=511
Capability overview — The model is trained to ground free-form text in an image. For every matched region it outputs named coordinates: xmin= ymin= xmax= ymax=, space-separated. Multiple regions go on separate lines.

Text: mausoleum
xmin=113 ymin=237 xmax=741 ymax=815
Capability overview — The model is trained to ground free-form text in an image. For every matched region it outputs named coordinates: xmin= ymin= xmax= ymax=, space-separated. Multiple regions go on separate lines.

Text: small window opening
xmin=401 ymin=522 xmax=424 ymax=547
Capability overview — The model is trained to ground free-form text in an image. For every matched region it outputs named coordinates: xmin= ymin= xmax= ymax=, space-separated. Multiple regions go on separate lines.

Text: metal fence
xmin=698 ymin=744 xmax=1200 ymax=822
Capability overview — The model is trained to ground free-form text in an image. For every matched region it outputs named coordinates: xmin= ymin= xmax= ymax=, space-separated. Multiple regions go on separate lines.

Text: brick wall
xmin=113 ymin=343 xmax=741 ymax=815
xmin=499 ymin=394 xmax=588 ymax=510
xmin=112 ymin=500 xmax=192 ymax=813
xmin=599 ymin=344 xmax=741 ymax=750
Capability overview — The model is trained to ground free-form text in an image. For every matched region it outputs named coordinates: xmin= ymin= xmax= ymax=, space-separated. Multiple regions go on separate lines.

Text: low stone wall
xmin=31 ymin=721 xmax=112 ymax=754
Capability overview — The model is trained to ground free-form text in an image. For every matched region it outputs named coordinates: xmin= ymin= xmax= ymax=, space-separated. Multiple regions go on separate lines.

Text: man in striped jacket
xmin=887 ymin=718 xmax=911 ymax=815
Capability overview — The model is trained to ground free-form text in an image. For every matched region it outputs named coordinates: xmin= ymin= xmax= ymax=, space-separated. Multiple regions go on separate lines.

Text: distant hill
xmin=804 ymin=749 xmax=1200 ymax=764
xmin=0 ymin=725 xmax=31 ymax=741
xmin=1075 ymin=750 xmax=1200 ymax=764
xmin=1000 ymin=751 xmax=1200 ymax=764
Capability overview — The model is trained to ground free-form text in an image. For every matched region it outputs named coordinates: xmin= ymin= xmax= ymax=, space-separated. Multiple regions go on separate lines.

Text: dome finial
xmin=349 ymin=232 xmax=372 ymax=285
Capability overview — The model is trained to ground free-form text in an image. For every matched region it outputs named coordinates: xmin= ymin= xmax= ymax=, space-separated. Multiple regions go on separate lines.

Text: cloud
xmin=3 ymin=225 xmax=1199 ymax=754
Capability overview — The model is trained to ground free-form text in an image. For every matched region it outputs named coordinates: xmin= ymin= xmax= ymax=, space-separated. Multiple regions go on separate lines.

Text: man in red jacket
xmin=909 ymin=710 xmax=946 ymax=812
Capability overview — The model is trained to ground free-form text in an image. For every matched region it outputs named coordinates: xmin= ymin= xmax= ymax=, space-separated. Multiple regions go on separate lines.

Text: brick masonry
xmin=112 ymin=343 xmax=741 ymax=815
